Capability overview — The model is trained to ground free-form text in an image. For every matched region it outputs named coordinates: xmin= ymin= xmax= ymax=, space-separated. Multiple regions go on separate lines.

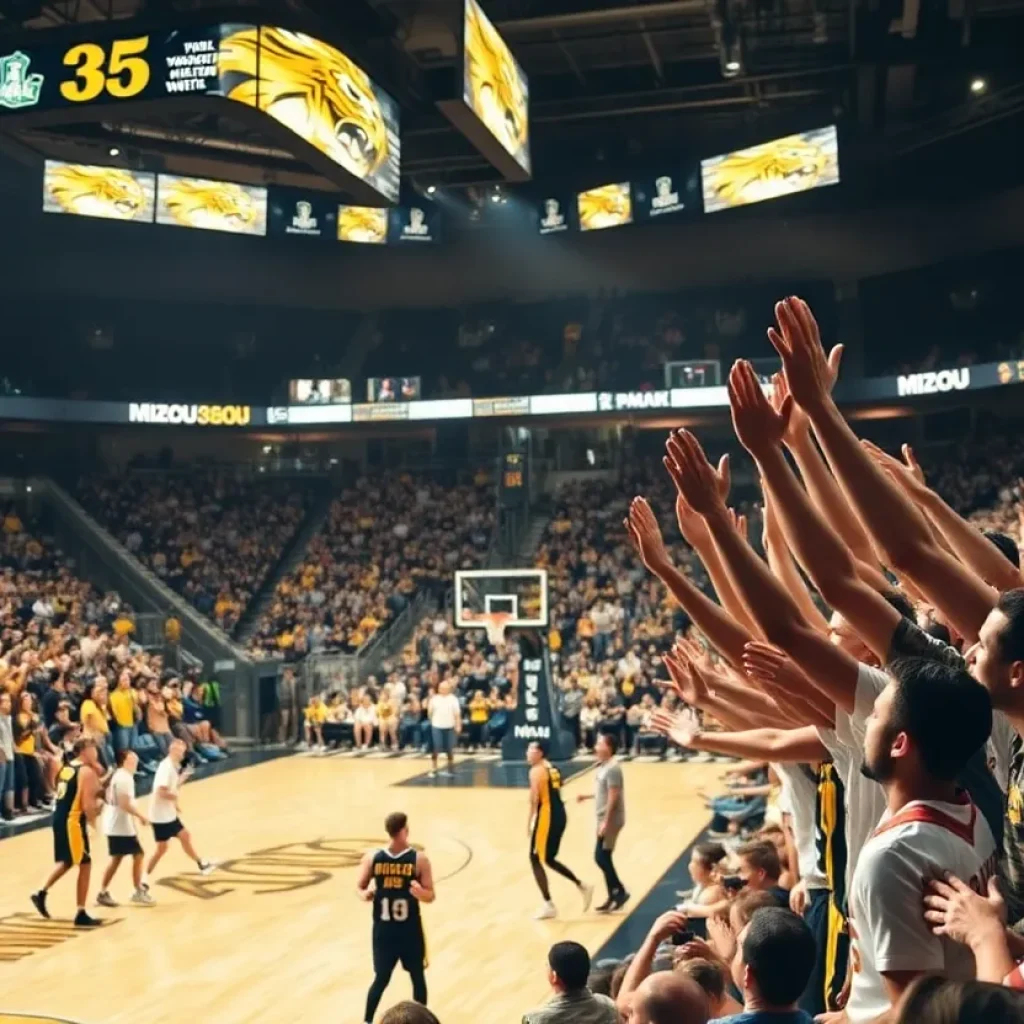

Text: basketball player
xmin=143 ymin=738 xmax=216 ymax=885
xmin=30 ymin=736 xmax=105 ymax=927
xmin=356 ymin=811 xmax=435 ymax=1024
xmin=96 ymin=750 xmax=153 ymax=907
xmin=527 ymin=740 xmax=592 ymax=919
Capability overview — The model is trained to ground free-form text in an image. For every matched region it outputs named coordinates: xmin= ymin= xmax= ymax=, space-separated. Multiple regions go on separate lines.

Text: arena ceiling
xmin=1 ymin=0 xmax=1023 ymax=196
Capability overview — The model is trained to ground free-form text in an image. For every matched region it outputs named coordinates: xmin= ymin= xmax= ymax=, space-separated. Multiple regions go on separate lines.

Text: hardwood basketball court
xmin=0 ymin=753 xmax=718 ymax=1023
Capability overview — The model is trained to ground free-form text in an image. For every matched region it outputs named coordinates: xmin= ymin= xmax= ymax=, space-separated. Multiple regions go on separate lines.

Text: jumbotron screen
xmin=462 ymin=0 xmax=530 ymax=175
xmin=577 ymin=183 xmax=633 ymax=232
xmin=156 ymin=174 xmax=267 ymax=235
xmin=701 ymin=125 xmax=840 ymax=213
xmin=43 ymin=160 xmax=155 ymax=221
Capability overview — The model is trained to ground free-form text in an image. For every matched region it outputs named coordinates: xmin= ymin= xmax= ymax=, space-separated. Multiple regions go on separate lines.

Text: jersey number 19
xmin=380 ymin=897 xmax=409 ymax=922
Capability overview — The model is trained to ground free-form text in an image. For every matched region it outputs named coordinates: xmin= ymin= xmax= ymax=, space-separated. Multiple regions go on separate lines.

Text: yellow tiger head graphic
xmin=161 ymin=178 xmax=258 ymax=233
xmin=46 ymin=165 xmax=147 ymax=220
xmin=337 ymin=205 xmax=387 ymax=244
xmin=578 ymin=184 xmax=632 ymax=231
xmin=706 ymin=136 xmax=831 ymax=209
xmin=464 ymin=0 xmax=528 ymax=164
xmin=220 ymin=27 xmax=390 ymax=184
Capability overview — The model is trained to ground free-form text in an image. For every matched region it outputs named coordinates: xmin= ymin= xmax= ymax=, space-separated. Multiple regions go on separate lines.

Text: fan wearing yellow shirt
xmin=304 ymin=695 xmax=328 ymax=753
xmin=377 ymin=689 xmax=399 ymax=752
xmin=109 ymin=671 xmax=139 ymax=755
xmin=467 ymin=691 xmax=489 ymax=751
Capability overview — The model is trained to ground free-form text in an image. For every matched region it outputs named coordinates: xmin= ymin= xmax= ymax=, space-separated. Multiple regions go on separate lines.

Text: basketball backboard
xmin=453 ymin=568 xmax=548 ymax=634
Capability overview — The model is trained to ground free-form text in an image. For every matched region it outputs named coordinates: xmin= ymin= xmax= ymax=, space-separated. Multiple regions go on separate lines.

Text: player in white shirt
xmin=143 ymin=738 xmax=216 ymax=886
xmin=845 ymin=656 xmax=995 ymax=1024
xmin=96 ymin=751 xmax=153 ymax=907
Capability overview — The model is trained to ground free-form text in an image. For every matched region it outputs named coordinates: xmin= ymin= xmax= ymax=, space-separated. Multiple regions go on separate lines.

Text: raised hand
xmin=767 ymin=297 xmax=843 ymax=415
xmin=666 ymin=431 xmax=729 ymax=505
xmin=662 ymin=431 xmax=728 ymax=515
xmin=660 ymin=649 xmax=699 ymax=706
xmin=673 ymin=491 xmax=711 ymax=549
xmin=901 ymin=444 xmax=926 ymax=486
xmin=728 ymin=359 xmax=791 ymax=460
xmin=741 ymin=640 xmax=787 ymax=684
xmin=651 ymin=708 xmax=701 ymax=748
xmin=770 ymin=371 xmax=811 ymax=446
xmin=624 ymin=497 xmax=671 ymax=574
xmin=860 ymin=440 xmax=927 ymax=494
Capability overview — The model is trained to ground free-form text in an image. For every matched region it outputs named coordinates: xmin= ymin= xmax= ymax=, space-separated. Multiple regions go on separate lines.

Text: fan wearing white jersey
xmin=96 ymin=750 xmax=153 ymax=908
xmin=843 ymin=656 xmax=995 ymax=1024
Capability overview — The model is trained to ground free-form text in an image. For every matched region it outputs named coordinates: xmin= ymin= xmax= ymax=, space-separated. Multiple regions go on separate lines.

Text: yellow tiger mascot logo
xmin=465 ymin=0 xmax=528 ymax=164
xmin=161 ymin=178 xmax=257 ymax=232
xmin=705 ymin=135 xmax=831 ymax=210
xmin=337 ymin=205 xmax=387 ymax=244
xmin=219 ymin=27 xmax=390 ymax=184
xmin=578 ymin=184 xmax=631 ymax=231
xmin=46 ymin=165 xmax=147 ymax=220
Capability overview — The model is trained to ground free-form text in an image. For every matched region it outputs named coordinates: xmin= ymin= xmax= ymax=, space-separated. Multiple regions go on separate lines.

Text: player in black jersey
xmin=356 ymin=811 xmax=435 ymax=1024
xmin=527 ymin=741 xmax=591 ymax=920
xmin=30 ymin=737 xmax=105 ymax=928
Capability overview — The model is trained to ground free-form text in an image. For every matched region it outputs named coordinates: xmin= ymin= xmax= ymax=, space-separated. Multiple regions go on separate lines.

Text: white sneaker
xmin=533 ymin=901 xmax=557 ymax=920
xmin=198 ymin=861 xmax=218 ymax=876
xmin=579 ymin=883 xmax=594 ymax=912
xmin=95 ymin=890 xmax=117 ymax=908
xmin=131 ymin=889 xmax=155 ymax=906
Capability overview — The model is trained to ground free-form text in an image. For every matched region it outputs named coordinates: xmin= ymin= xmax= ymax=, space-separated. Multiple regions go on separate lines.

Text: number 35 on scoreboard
xmin=60 ymin=36 xmax=151 ymax=103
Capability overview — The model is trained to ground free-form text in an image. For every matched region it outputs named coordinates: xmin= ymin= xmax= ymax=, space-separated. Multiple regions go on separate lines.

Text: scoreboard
xmin=500 ymin=451 xmax=528 ymax=507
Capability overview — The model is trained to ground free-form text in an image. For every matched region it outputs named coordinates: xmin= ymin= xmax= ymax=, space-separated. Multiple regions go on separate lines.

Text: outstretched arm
xmin=625 ymin=498 xmax=754 ymax=669
xmin=666 ymin=421 xmax=860 ymax=715
xmin=770 ymin=297 xmax=996 ymax=644
xmin=653 ymin=712 xmax=829 ymax=763
xmin=864 ymin=441 xmax=1021 ymax=593
xmin=761 ymin=488 xmax=830 ymax=636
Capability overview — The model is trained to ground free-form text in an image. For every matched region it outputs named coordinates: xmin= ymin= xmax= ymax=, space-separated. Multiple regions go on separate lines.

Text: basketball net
xmin=481 ymin=611 xmax=512 ymax=648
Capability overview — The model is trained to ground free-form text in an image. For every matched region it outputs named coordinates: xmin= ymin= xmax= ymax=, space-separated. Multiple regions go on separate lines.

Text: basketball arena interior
xmin=2 ymin=0 xmax=1024 ymax=1021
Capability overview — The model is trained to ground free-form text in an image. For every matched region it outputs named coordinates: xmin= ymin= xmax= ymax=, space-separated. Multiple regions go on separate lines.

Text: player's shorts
xmin=372 ymin=923 xmax=427 ymax=976
xmin=153 ymin=818 xmax=184 ymax=843
xmin=531 ymin=806 xmax=566 ymax=863
xmin=53 ymin=813 xmax=90 ymax=867
xmin=824 ymin=901 xmax=850 ymax=1012
xmin=108 ymin=834 xmax=143 ymax=857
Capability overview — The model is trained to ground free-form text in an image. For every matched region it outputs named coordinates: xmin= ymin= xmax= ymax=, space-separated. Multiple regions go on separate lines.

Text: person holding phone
xmin=142 ymin=738 xmax=216 ymax=886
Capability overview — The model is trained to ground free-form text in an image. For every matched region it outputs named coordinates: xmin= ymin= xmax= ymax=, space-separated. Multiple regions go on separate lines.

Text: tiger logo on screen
xmin=219 ymin=27 xmax=390 ymax=184
xmin=161 ymin=178 xmax=257 ymax=232
xmin=465 ymin=0 xmax=528 ymax=165
xmin=578 ymin=184 xmax=631 ymax=231
xmin=706 ymin=135 xmax=831 ymax=210
xmin=337 ymin=205 xmax=387 ymax=244
xmin=46 ymin=165 xmax=147 ymax=220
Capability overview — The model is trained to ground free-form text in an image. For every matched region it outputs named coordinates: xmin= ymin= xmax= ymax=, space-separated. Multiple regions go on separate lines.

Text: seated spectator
xmin=893 ymin=977 xmax=1024 ymax=1024
xmin=378 ymin=687 xmax=399 ymax=752
xmin=677 ymin=958 xmax=743 ymax=1020
xmin=631 ymin=973 xmax=709 ymax=1024
xmin=353 ymin=693 xmax=378 ymax=751
xmin=304 ymin=693 xmax=327 ymax=752
xmin=712 ymin=907 xmax=817 ymax=1024
xmin=523 ymin=940 xmax=620 ymax=1024
xmin=379 ymin=1003 xmax=443 ymax=1024
xmin=734 ymin=841 xmax=790 ymax=907
xmin=322 ymin=694 xmax=354 ymax=750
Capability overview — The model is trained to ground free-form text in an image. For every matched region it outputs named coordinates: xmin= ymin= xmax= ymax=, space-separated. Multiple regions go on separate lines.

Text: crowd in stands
xmin=247 ymin=474 xmax=494 ymax=661
xmin=78 ymin=473 xmax=313 ymax=634
xmin=0 ymin=509 xmax=225 ymax=823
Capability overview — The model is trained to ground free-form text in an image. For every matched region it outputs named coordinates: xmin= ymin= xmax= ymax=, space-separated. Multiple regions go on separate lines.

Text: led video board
xmin=462 ymin=0 xmax=529 ymax=175
xmin=701 ymin=125 xmax=840 ymax=213
xmin=0 ymin=24 xmax=400 ymax=202
xmin=43 ymin=160 xmax=155 ymax=221
xmin=156 ymin=174 xmax=267 ymax=235
xmin=577 ymin=182 xmax=632 ymax=232
xmin=337 ymin=205 xmax=388 ymax=244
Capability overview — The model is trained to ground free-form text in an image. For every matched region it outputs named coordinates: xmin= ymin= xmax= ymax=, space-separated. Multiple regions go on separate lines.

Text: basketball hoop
xmin=480 ymin=611 xmax=512 ymax=648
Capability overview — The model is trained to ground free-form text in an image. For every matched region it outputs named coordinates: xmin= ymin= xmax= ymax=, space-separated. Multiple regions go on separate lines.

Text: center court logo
xmin=0 ymin=51 xmax=44 ymax=110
